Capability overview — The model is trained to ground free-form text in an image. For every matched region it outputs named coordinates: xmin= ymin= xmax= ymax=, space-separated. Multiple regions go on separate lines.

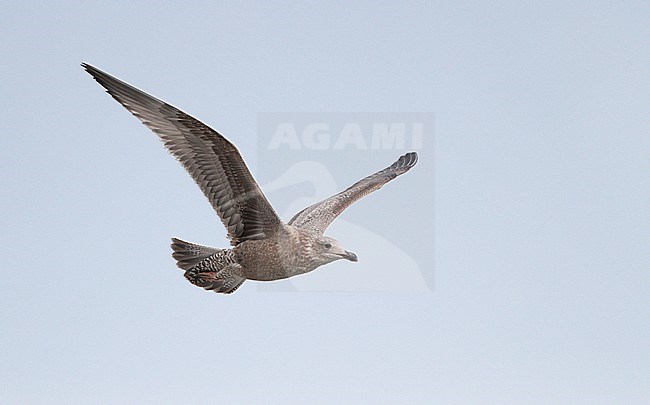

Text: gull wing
xmin=83 ymin=63 xmax=282 ymax=245
xmin=288 ymin=152 xmax=418 ymax=233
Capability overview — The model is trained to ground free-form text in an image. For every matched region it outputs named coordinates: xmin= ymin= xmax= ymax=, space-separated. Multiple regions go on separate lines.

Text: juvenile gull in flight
xmin=83 ymin=63 xmax=418 ymax=294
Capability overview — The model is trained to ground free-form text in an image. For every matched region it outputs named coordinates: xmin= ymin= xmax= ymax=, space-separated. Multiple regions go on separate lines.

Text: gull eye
xmin=324 ymin=243 xmax=332 ymax=249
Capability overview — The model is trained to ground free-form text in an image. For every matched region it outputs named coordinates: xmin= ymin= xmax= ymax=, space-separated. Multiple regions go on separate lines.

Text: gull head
xmin=313 ymin=235 xmax=358 ymax=265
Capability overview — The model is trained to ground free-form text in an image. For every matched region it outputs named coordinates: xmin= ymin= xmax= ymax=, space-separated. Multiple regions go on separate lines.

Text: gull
xmin=83 ymin=63 xmax=418 ymax=294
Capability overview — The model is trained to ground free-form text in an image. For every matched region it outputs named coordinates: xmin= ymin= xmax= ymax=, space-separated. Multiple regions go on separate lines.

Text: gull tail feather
xmin=171 ymin=238 xmax=246 ymax=294
xmin=171 ymin=238 xmax=222 ymax=270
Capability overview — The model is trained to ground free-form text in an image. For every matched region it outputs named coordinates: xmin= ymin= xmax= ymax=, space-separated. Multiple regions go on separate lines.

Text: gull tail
xmin=171 ymin=238 xmax=222 ymax=270
xmin=170 ymin=238 xmax=246 ymax=294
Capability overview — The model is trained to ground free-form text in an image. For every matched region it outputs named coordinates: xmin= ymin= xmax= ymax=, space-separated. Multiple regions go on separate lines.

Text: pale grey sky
xmin=1 ymin=1 xmax=649 ymax=403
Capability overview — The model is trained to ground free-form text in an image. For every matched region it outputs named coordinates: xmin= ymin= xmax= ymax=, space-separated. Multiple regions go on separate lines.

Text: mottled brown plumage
xmin=83 ymin=63 xmax=418 ymax=294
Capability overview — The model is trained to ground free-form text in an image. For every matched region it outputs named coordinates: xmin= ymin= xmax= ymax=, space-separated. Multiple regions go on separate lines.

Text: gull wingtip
xmin=400 ymin=151 xmax=419 ymax=167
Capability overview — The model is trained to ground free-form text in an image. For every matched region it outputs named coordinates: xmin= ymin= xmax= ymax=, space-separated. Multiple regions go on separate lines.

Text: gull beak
xmin=344 ymin=251 xmax=358 ymax=262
